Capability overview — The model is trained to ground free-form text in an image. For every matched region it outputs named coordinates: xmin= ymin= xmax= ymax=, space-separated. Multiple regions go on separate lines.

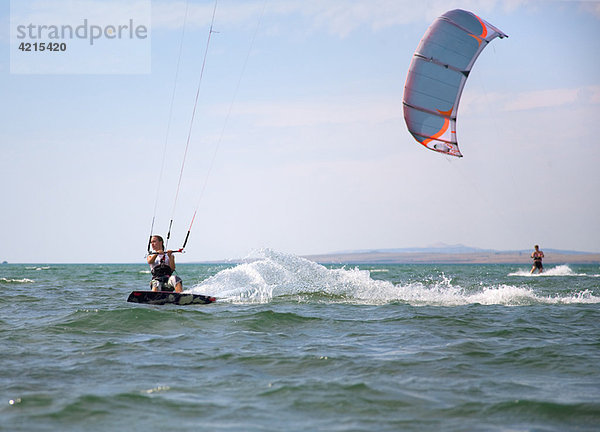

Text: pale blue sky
xmin=1 ymin=0 xmax=599 ymax=263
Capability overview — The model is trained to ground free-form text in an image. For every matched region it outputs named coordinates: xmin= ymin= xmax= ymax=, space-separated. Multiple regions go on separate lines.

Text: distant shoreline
xmin=3 ymin=251 xmax=599 ymax=266
xmin=303 ymin=251 xmax=600 ymax=265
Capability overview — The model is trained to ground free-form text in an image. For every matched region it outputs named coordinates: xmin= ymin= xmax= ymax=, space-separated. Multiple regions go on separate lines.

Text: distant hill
xmin=333 ymin=243 xmax=492 ymax=255
xmin=306 ymin=244 xmax=600 ymax=264
xmin=332 ymin=243 xmax=593 ymax=255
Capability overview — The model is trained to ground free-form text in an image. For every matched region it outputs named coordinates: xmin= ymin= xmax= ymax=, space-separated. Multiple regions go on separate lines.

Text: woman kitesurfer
xmin=147 ymin=235 xmax=183 ymax=292
xmin=530 ymin=245 xmax=544 ymax=274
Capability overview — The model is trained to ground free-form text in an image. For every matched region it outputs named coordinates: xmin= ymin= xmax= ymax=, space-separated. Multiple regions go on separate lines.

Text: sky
xmin=1 ymin=0 xmax=599 ymax=263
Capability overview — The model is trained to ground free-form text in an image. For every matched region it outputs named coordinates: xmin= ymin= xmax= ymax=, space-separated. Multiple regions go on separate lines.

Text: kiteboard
xmin=127 ymin=290 xmax=216 ymax=305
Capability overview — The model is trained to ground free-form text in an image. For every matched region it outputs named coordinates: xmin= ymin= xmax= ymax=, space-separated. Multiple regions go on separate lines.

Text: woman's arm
xmin=147 ymin=253 xmax=158 ymax=264
xmin=167 ymin=251 xmax=176 ymax=271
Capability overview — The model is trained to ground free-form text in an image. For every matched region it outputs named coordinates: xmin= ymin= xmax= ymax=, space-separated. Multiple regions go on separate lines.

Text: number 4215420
xmin=18 ymin=42 xmax=67 ymax=52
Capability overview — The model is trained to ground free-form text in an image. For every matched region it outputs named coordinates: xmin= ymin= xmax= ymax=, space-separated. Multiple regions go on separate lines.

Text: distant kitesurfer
xmin=147 ymin=235 xmax=183 ymax=292
xmin=530 ymin=245 xmax=544 ymax=274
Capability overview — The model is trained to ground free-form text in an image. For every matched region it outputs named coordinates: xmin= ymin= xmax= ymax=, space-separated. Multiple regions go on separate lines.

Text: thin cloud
xmin=504 ymin=86 xmax=600 ymax=111
xmin=10 ymin=0 xmax=151 ymax=25
xmin=460 ymin=86 xmax=600 ymax=113
xmin=152 ymin=1 xmax=265 ymax=30
xmin=151 ymin=0 xmax=511 ymax=36
xmin=579 ymin=0 xmax=600 ymax=18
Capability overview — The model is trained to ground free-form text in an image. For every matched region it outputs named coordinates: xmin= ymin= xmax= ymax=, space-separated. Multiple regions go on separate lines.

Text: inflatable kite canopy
xmin=403 ymin=9 xmax=507 ymax=157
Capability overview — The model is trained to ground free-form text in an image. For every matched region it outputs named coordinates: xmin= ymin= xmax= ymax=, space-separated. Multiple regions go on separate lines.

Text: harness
xmin=150 ymin=255 xmax=175 ymax=291
xmin=151 ymin=263 xmax=173 ymax=279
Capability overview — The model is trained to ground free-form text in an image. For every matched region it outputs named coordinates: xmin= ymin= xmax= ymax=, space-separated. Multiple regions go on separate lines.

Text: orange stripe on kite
xmin=422 ymin=108 xmax=453 ymax=147
xmin=468 ymin=14 xmax=488 ymax=46
xmin=474 ymin=14 xmax=488 ymax=38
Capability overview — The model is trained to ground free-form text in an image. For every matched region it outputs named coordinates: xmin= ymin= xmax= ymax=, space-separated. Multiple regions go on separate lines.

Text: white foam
xmin=509 ymin=264 xmax=600 ymax=277
xmin=0 ymin=277 xmax=35 ymax=283
xmin=189 ymin=249 xmax=391 ymax=303
xmin=188 ymin=249 xmax=600 ymax=306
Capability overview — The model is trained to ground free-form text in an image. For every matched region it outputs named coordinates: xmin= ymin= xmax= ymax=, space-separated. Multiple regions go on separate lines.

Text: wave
xmin=25 ymin=266 xmax=51 ymax=271
xmin=509 ymin=264 xmax=600 ymax=277
xmin=188 ymin=249 xmax=600 ymax=306
xmin=0 ymin=277 xmax=35 ymax=283
xmin=47 ymin=307 xmax=212 ymax=334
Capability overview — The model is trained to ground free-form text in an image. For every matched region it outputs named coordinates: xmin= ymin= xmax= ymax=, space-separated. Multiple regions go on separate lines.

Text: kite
xmin=403 ymin=9 xmax=507 ymax=157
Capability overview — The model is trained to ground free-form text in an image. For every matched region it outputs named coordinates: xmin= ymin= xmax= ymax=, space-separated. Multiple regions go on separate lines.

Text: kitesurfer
xmin=530 ymin=245 xmax=544 ymax=274
xmin=147 ymin=235 xmax=183 ymax=292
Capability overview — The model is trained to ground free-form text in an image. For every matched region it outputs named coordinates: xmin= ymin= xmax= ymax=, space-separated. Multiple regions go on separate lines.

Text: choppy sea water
xmin=2 ymin=250 xmax=599 ymax=431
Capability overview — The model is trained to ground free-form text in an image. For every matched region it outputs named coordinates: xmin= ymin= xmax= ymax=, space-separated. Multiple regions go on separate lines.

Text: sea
xmin=2 ymin=249 xmax=599 ymax=431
